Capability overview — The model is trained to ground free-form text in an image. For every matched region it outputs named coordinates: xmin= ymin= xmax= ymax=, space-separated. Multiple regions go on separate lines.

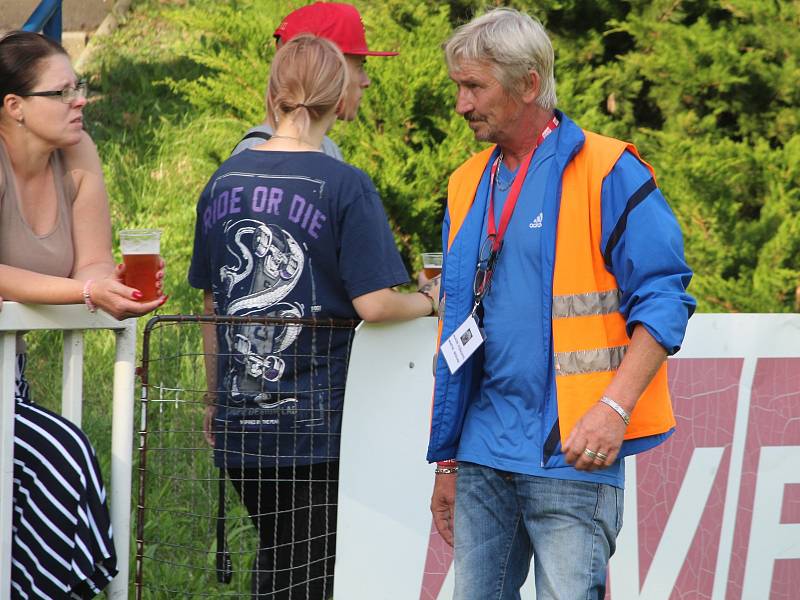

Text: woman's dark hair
xmin=0 ymin=30 xmax=68 ymax=105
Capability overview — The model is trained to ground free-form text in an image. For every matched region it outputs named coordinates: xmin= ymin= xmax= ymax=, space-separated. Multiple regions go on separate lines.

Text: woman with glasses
xmin=0 ymin=31 xmax=166 ymax=598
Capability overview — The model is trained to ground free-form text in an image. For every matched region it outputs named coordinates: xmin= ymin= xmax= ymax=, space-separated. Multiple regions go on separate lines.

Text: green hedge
xmin=83 ymin=0 xmax=800 ymax=314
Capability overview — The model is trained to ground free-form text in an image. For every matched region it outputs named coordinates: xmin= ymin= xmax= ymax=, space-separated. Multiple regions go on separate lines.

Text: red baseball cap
xmin=273 ymin=2 xmax=399 ymax=56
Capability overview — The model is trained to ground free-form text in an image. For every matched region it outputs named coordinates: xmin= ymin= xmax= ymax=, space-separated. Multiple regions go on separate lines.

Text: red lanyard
xmin=486 ymin=115 xmax=560 ymax=253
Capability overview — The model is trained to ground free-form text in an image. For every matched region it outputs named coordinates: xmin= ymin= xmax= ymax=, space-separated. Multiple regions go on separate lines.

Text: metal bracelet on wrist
xmin=599 ymin=395 xmax=631 ymax=426
xmin=82 ymin=279 xmax=96 ymax=313
xmin=434 ymin=465 xmax=459 ymax=475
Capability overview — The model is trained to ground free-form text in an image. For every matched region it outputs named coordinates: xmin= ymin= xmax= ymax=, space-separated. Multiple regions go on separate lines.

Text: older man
xmin=428 ymin=8 xmax=695 ymax=599
xmin=231 ymin=1 xmax=397 ymax=158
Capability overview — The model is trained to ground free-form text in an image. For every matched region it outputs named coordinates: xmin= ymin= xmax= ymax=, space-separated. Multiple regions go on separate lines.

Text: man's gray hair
xmin=443 ymin=8 xmax=557 ymax=110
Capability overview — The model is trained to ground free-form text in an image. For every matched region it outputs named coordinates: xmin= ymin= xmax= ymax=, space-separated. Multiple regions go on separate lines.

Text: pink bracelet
xmin=82 ymin=279 xmax=96 ymax=313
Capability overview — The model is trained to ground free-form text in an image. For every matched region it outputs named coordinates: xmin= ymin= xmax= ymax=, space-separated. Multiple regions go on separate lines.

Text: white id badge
xmin=442 ymin=314 xmax=485 ymax=374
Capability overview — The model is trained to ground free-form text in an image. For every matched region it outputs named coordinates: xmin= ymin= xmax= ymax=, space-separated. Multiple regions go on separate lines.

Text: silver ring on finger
xmin=583 ymin=448 xmax=598 ymax=459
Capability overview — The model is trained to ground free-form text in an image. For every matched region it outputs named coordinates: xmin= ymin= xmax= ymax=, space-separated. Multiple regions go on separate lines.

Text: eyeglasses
xmin=473 ymin=234 xmax=501 ymax=302
xmin=19 ymin=80 xmax=88 ymax=104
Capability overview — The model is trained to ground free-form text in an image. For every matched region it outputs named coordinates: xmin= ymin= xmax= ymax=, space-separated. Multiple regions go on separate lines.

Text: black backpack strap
xmin=216 ymin=466 xmax=233 ymax=583
xmin=231 ymin=130 xmax=272 ymax=154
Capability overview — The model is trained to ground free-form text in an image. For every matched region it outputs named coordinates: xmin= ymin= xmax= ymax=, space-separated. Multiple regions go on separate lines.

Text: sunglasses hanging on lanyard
xmin=471 ymin=115 xmax=560 ymax=317
xmin=442 ymin=115 xmax=559 ymax=375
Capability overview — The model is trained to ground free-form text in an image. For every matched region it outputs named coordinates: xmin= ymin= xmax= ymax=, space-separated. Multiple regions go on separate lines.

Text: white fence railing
xmin=0 ymin=302 xmax=137 ymax=599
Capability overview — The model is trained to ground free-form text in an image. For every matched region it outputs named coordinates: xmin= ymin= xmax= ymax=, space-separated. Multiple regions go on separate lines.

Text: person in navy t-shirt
xmin=188 ymin=150 xmax=412 ymax=467
xmin=188 ymin=35 xmax=438 ymax=599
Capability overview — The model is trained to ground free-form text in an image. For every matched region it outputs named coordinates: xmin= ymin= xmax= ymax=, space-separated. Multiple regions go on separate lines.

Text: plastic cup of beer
xmin=421 ymin=252 xmax=443 ymax=280
xmin=119 ymin=229 xmax=161 ymax=302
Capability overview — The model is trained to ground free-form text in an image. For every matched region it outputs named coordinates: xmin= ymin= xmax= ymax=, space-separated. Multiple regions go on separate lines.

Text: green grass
xmin=133 ymin=320 xmax=260 ymax=597
xmin=25 ymin=1 xmax=437 ymax=592
xmin=24 ymin=3 xmax=295 ymax=594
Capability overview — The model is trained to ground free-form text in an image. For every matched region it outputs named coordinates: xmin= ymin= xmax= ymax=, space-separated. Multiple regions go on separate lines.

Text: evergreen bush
xmin=83 ymin=0 xmax=800 ymax=316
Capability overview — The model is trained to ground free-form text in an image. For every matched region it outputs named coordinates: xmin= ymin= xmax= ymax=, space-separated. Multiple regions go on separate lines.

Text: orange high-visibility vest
xmin=445 ymin=131 xmax=674 ymax=444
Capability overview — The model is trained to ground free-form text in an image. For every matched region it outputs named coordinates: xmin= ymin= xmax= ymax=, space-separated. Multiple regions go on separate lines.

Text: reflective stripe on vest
xmin=551 ymin=289 xmax=621 ymax=319
xmin=553 ymin=289 xmax=626 ymax=375
xmin=554 ymin=345 xmax=626 ymax=376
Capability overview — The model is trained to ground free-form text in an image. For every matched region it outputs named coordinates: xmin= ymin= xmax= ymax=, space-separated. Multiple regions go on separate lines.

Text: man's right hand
xmin=430 ymin=472 xmax=457 ymax=547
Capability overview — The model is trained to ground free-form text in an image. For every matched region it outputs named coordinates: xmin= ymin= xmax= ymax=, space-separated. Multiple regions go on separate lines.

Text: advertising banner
xmin=336 ymin=315 xmax=800 ymax=599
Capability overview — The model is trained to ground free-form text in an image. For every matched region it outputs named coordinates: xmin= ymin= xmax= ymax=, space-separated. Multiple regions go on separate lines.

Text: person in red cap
xmin=231 ymin=2 xmax=397 ymax=158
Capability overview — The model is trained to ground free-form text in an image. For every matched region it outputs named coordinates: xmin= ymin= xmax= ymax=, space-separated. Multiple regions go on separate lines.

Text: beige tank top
xmin=0 ymin=141 xmax=78 ymax=353
xmin=0 ymin=140 xmax=76 ymax=277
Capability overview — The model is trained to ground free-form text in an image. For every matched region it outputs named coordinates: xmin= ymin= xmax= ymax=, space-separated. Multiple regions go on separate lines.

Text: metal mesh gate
xmin=135 ymin=314 xmax=356 ymax=599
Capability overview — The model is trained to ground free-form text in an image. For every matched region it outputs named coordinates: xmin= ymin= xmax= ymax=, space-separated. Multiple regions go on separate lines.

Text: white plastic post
xmin=0 ymin=303 xmax=137 ymax=599
xmin=106 ymin=321 xmax=137 ymax=599
xmin=0 ymin=332 xmax=16 ymax=598
xmin=61 ymin=330 xmax=85 ymax=427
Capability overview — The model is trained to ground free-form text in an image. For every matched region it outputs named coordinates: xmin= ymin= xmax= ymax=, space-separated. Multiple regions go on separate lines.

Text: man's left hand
xmin=563 ymin=402 xmax=627 ymax=471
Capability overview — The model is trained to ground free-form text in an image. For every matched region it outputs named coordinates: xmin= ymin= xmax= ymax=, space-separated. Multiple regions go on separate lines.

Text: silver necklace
xmin=269 ymin=134 xmax=318 ymax=149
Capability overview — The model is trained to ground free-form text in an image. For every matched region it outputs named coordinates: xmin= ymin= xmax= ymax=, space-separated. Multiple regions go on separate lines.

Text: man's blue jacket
xmin=427 ymin=111 xmax=696 ymax=467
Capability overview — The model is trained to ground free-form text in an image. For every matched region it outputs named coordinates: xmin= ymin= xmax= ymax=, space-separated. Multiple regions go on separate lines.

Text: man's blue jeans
xmin=454 ymin=462 xmax=624 ymax=600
